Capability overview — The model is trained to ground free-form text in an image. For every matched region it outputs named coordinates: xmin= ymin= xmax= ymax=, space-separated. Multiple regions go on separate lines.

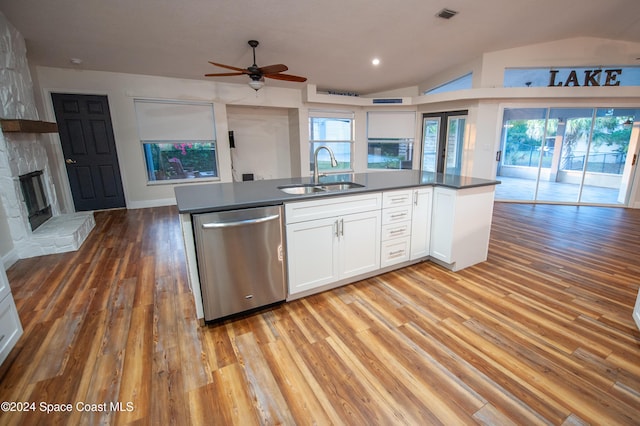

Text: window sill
xmin=146 ymin=176 xmax=220 ymax=186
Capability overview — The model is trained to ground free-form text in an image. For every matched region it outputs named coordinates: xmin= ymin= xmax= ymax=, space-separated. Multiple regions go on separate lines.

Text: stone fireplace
xmin=0 ymin=12 xmax=94 ymax=267
xmin=0 ymin=128 xmax=95 ymax=263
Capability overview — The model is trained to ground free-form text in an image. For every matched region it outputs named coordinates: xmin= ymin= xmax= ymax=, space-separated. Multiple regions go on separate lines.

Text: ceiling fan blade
xmin=208 ymin=61 xmax=248 ymax=73
xmin=264 ymin=73 xmax=307 ymax=82
xmin=204 ymin=72 xmax=245 ymax=77
xmin=258 ymin=64 xmax=288 ymax=75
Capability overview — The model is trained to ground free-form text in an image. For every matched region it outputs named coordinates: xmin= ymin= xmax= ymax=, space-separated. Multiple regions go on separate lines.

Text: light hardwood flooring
xmin=1 ymin=203 xmax=639 ymax=425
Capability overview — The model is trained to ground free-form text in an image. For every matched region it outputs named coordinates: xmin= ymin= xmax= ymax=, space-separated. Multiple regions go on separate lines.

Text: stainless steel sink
xmin=319 ymin=182 xmax=365 ymax=191
xmin=278 ymin=182 xmax=364 ymax=195
xmin=278 ymin=184 xmax=327 ymax=195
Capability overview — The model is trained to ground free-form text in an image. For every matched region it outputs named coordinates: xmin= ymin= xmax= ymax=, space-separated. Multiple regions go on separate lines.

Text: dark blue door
xmin=52 ymin=93 xmax=125 ymax=211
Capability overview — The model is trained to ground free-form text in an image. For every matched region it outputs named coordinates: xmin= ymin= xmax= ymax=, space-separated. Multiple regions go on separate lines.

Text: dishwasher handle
xmin=201 ymin=214 xmax=280 ymax=229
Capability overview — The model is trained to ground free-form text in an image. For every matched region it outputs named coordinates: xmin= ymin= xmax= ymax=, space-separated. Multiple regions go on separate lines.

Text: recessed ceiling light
xmin=436 ymin=8 xmax=458 ymax=19
xmin=372 ymin=58 xmax=380 ymax=66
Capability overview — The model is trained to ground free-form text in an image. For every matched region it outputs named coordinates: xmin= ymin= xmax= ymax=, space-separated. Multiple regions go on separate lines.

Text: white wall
xmin=480 ymin=37 xmax=640 ymax=88
xmin=226 ymin=106 xmax=293 ymax=181
xmin=0 ymin=197 xmax=13 ymax=261
xmin=35 ymin=66 xmax=303 ymax=210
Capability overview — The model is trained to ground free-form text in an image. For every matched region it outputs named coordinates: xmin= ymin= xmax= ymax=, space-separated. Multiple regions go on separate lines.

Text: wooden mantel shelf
xmin=0 ymin=119 xmax=58 ymax=133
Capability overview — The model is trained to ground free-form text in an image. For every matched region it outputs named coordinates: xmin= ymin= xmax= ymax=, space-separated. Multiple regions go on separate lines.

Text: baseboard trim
xmin=127 ymin=198 xmax=176 ymax=209
xmin=2 ymin=249 xmax=19 ymax=269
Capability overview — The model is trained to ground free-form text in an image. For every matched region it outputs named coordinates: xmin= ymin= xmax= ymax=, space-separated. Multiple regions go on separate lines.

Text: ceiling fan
xmin=205 ymin=40 xmax=307 ymax=91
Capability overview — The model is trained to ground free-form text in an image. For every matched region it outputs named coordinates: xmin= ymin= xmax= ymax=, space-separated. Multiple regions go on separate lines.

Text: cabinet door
xmin=430 ymin=187 xmax=456 ymax=263
xmin=339 ymin=210 xmax=381 ymax=280
xmin=0 ymin=294 xmax=23 ymax=366
xmin=410 ymin=187 xmax=433 ymax=260
xmin=0 ymin=267 xmax=22 ymax=366
xmin=286 ymin=217 xmax=339 ymax=295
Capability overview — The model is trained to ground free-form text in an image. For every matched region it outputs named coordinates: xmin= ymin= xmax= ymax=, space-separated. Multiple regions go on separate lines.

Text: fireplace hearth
xmin=19 ymin=170 xmax=52 ymax=231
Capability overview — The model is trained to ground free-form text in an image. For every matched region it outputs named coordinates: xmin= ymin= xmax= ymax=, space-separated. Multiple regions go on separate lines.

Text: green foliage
xmin=503 ymin=114 xmax=633 ymax=169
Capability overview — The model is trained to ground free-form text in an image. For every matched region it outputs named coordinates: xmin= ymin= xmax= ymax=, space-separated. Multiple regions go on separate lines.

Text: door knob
xmin=65 ymin=158 xmax=77 ymax=164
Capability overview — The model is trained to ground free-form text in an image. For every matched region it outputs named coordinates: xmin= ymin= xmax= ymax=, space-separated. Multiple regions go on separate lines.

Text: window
xmin=368 ymin=140 xmax=414 ymax=169
xmin=309 ymin=111 xmax=354 ymax=173
xmin=134 ymin=100 xmax=218 ymax=182
xmin=424 ymin=73 xmax=472 ymax=95
xmin=367 ymin=111 xmax=416 ymax=169
xmin=141 ymin=142 xmax=217 ymax=180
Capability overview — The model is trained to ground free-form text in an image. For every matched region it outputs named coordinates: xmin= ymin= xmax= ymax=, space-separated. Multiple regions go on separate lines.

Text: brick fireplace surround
xmin=0 ymin=13 xmax=94 ymax=268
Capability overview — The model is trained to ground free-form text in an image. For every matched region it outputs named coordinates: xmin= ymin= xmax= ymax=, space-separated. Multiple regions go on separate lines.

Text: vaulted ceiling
xmin=1 ymin=0 xmax=640 ymax=95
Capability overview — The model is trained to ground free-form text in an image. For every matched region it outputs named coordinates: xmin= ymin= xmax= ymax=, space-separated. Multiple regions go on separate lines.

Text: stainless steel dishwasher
xmin=193 ymin=205 xmax=286 ymax=321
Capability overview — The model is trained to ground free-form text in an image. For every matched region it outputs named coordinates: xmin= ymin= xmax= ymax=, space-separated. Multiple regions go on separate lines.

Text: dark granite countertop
xmin=175 ymin=170 xmax=500 ymax=214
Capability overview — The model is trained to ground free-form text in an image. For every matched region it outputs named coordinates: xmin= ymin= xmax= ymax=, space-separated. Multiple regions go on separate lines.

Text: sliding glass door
xmin=496 ymin=107 xmax=639 ymax=205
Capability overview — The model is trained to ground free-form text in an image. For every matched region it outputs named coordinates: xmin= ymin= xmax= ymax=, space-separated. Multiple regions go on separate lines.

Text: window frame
xmin=141 ymin=140 xmax=218 ymax=183
xmin=134 ymin=99 xmax=220 ymax=184
xmin=366 ymin=111 xmax=416 ymax=170
xmin=308 ymin=111 xmax=355 ymax=174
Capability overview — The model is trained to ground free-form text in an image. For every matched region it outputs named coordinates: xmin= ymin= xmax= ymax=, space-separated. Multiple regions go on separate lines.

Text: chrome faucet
xmin=313 ymin=146 xmax=338 ymax=184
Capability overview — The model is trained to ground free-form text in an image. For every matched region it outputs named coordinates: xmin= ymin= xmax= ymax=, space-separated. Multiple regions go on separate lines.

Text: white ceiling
xmin=1 ymin=0 xmax=640 ymax=95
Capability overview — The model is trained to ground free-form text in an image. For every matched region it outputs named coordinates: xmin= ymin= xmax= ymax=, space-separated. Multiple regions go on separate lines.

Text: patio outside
xmin=495 ymin=107 xmax=638 ymax=207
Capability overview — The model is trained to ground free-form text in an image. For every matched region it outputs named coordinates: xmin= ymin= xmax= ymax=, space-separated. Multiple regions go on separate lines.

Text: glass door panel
xmin=537 ymin=109 xmax=594 ymax=203
xmin=495 ymin=108 xmax=547 ymax=201
xmin=445 ymin=116 xmax=466 ymax=174
xmin=580 ymin=108 xmax=636 ymax=204
xmin=421 ymin=117 xmax=439 ymax=172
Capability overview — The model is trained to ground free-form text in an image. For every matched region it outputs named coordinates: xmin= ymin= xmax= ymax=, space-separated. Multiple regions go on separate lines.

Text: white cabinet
xmin=285 ymin=193 xmax=382 ymax=296
xmin=380 ymin=190 xmax=412 ymax=267
xmin=380 ymin=187 xmax=434 ymax=266
xmin=430 ymin=185 xmax=495 ymax=271
xmin=410 ymin=187 xmax=433 ymax=260
xmin=0 ymin=267 xmax=22 ymax=366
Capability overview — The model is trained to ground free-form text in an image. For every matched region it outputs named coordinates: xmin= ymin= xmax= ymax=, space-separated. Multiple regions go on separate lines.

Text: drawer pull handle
xmin=389 ymin=229 xmax=405 ymax=235
xmin=390 ymin=213 xmax=407 ymax=219
xmin=389 ymin=250 xmax=405 ymax=257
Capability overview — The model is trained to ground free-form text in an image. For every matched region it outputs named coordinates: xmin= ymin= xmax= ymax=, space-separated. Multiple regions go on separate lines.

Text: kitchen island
xmin=175 ymin=170 xmax=500 ymax=323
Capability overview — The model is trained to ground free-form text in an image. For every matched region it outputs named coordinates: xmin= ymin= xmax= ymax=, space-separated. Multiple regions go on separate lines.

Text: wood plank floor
xmin=1 ymin=203 xmax=639 ymax=425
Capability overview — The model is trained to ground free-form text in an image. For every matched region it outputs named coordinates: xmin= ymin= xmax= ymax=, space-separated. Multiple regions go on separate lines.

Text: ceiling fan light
xmin=248 ymin=79 xmax=264 ymax=91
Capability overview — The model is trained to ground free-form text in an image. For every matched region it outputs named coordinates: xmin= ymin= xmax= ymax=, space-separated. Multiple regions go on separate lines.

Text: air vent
xmin=436 ymin=8 xmax=458 ymax=19
xmin=372 ymin=98 xmax=403 ymax=104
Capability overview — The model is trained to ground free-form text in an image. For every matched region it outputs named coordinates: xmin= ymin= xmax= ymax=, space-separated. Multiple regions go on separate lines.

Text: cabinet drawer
xmin=0 ymin=294 xmax=22 ymax=366
xmin=381 ymin=237 xmax=411 ymax=267
xmin=285 ymin=193 xmax=382 ymax=224
xmin=382 ymin=206 xmax=412 ymax=225
xmin=382 ymin=190 xmax=412 ymax=208
xmin=381 ymin=222 xmax=410 ymax=241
